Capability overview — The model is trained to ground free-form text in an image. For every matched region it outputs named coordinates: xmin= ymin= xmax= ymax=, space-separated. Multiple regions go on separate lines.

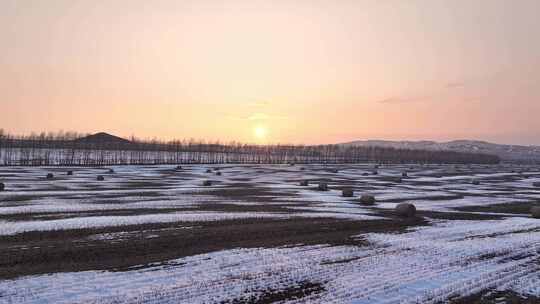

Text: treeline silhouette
xmin=0 ymin=130 xmax=500 ymax=166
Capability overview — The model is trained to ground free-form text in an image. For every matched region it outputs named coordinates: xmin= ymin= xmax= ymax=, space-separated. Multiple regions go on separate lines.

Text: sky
xmin=1 ymin=0 xmax=539 ymax=145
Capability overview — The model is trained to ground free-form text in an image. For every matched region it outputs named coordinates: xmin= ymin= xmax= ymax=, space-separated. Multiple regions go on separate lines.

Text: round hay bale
xmin=362 ymin=172 xmax=369 ymax=176
xmin=372 ymin=170 xmax=378 ymax=175
xmin=67 ymin=170 xmax=73 ymax=176
xmin=402 ymin=172 xmax=408 ymax=178
xmin=300 ymin=167 xmax=306 ymax=171
xmin=531 ymin=207 xmax=540 ymax=219
xmin=203 ymin=180 xmax=212 ymax=187
xmin=215 ymin=171 xmax=222 ymax=176
xmin=533 ymin=182 xmax=540 ymax=188
xmin=342 ymin=188 xmax=354 ymax=197
xmin=46 ymin=173 xmax=54 ymax=179
xmin=176 ymin=166 xmax=183 ymax=170
xmin=318 ymin=182 xmax=328 ymax=191
xmin=206 ymin=169 xmax=212 ymax=173
xmin=299 ymin=180 xmax=309 ymax=186
xmin=471 ymin=179 xmax=480 ymax=185
xmin=108 ymin=169 xmax=115 ymax=174
xmin=360 ymin=195 xmax=376 ymax=205
xmin=97 ymin=175 xmax=105 ymax=181
xmin=0 ymin=182 xmax=4 ymax=191
xmin=289 ymin=163 xmax=296 ymax=167
xmin=395 ymin=203 xmax=416 ymax=217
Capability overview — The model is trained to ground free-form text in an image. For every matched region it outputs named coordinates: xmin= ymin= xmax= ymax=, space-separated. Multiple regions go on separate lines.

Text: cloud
xmin=462 ymin=97 xmax=483 ymax=103
xmin=376 ymin=80 xmax=474 ymax=105
xmin=226 ymin=113 xmax=288 ymax=121
xmin=247 ymin=100 xmax=270 ymax=107
xmin=445 ymin=82 xmax=465 ymax=89
xmin=376 ymin=94 xmax=435 ymax=104
xmin=248 ymin=113 xmax=272 ymax=120
xmin=376 ymin=97 xmax=423 ymax=104
xmin=248 ymin=113 xmax=288 ymax=121
xmin=376 ymin=97 xmax=406 ymax=104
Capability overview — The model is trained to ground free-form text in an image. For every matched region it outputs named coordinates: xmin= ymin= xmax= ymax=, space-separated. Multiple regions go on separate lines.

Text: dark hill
xmin=74 ymin=132 xmax=132 ymax=145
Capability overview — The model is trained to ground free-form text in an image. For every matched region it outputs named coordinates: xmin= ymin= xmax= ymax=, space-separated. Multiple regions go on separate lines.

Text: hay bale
xmin=531 ymin=207 xmax=540 ymax=219
xmin=362 ymin=172 xmax=369 ymax=176
xmin=97 ymin=175 xmax=105 ymax=181
xmin=67 ymin=170 xmax=73 ymax=176
xmin=360 ymin=195 xmax=376 ymax=205
xmin=533 ymin=182 xmax=540 ymax=188
xmin=300 ymin=167 xmax=306 ymax=171
xmin=402 ymin=172 xmax=408 ymax=178
xmin=203 ymin=180 xmax=212 ymax=186
xmin=46 ymin=173 xmax=54 ymax=179
xmin=471 ymin=179 xmax=480 ymax=185
xmin=215 ymin=171 xmax=222 ymax=176
xmin=318 ymin=182 xmax=328 ymax=191
xmin=289 ymin=163 xmax=296 ymax=166
xmin=176 ymin=165 xmax=183 ymax=170
xmin=395 ymin=203 xmax=416 ymax=217
xmin=372 ymin=170 xmax=378 ymax=175
xmin=299 ymin=180 xmax=309 ymax=186
xmin=108 ymin=169 xmax=115 ymax=174
xmin=342 ymin=188 xmax=354 ymax=197
xmin=206 ymin=169 xmax=212 ymax=173
xmin=0 ymin=182 xmax=4 ymax=191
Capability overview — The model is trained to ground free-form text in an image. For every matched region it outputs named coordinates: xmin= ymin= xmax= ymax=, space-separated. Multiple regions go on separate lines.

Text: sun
xmin=253 ymin=126 xmax=268 ymax=140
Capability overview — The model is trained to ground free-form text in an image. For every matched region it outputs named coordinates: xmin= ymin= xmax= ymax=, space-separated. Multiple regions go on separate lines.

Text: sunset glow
xmin=1 ymin=0 xmax=540 ymax=145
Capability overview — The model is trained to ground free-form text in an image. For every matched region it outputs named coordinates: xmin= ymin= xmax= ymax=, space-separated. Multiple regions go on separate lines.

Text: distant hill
xmin=341 ymin=139 xmax=540 ymax=162
xmin=74 ymin=132 xmax=132 ymax=145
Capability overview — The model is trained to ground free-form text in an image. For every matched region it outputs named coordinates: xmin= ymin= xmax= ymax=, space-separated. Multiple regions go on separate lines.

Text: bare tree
xmin=0 ymin=130 xmax=501 ymax=166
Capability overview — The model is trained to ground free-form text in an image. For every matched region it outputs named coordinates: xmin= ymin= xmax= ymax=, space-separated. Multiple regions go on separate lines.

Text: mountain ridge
xmin=341 ymin=139 xmax=540 ymax=162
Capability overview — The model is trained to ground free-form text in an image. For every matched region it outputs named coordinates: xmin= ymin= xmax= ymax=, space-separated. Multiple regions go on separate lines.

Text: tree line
xmin=0 ymin=129 xmax=500 ymax=166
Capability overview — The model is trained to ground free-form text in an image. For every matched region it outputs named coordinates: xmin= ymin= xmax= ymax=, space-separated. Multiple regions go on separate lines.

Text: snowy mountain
xmin=341 ymin=139 xmax=540 ymax=162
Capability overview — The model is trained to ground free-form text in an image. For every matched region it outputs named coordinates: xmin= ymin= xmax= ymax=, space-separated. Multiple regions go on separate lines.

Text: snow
xmin=2 ymin=217 xmax=539 ymax=303
xmin=0 ymin=212 xmax=291 ymax=236
xmin=2 ymin=164 xmax=540 ymax=303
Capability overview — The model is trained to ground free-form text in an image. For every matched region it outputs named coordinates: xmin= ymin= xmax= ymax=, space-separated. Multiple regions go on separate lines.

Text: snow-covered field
xmin=1 ymin=164 xmax=539 ymax=303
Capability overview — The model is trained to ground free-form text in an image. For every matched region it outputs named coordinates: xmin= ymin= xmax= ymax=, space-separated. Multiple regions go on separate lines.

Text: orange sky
xmin=1 ymin=0 xmax=540 ymax=145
